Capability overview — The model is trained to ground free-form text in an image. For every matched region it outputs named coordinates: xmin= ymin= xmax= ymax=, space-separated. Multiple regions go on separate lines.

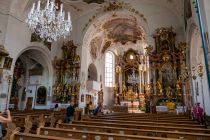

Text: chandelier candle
xmin=26 ymin=0 xmax=72 ymax=42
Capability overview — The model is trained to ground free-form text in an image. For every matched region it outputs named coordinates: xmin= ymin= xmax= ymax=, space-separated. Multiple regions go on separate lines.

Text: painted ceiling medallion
xmin=103 ymin=18 xmax=145 ymax=45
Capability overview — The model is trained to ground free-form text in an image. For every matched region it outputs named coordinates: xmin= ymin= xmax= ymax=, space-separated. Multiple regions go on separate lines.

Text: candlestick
xmin=46 ymin=0 xmax=49 ymax=9
xmin=37 ymin=0 xmax=40 ymax=11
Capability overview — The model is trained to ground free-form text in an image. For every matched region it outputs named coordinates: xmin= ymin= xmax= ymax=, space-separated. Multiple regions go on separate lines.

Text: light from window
xmin=105 ymin=52 xmax=114 ymax=87
xmin=130 ymin=54 xmax=134 ymax=60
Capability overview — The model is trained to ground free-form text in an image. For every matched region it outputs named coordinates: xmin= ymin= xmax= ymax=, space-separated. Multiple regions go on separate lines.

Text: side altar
xmin=52 ymin=40 xmax=81 ymax=105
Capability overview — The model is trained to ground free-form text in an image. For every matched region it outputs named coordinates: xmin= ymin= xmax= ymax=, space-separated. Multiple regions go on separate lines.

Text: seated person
xmin=89 ymin=101 xmax=95 ymax=115
xmin=64 ymin=102 xmax=75 ymax=123
xmin=93 ymin=103 xmax=102 ymax=116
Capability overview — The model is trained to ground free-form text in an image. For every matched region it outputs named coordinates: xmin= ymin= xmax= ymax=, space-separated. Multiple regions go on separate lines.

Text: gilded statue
xmin=145 ymin=84 xmax=151 ymax=94
xmin=122 ymin=82 xmax=127 ymax=93
xmin=165 ymin=86 xmax=171 ymax=99
xmin=156 ymin=80 xmax=163 ymax=96
xmin=145 ymin=84 xmax=151 ymax=99
xmin=75 ymin=82 xmax=80 ymax=93
xmin=114 ymin=83 xmax=119 ymax=93
xmin=68 ymin=84 xmax=72 ymax=95
xmin=175 ymin=79 xmax=182 ymax=96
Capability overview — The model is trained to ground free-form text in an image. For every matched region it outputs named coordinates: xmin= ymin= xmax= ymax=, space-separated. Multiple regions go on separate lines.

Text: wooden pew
xmin=97 ymin=116 xmax=190 ymax=120
xmin=9 ymin=112 xmax=64 ymax=135
xmin=84 ymin=118 xmax=203 ymax=128
xmin=95 ymin=116 xmax=195 ymax=123
xmin=89 ymin=117 xmax=197 ymax=124
xmin=97 ymin=113 xmax=187 ymax=118
xmin=11 ymin=133 xmax=78 ymax=140
xmin=72 ymin=121 xmax=210 ymax=133
xmin=57 ymin=123 xmax=210 ymax=140
xmin=39 ymin=127 xmax=180 ymax=140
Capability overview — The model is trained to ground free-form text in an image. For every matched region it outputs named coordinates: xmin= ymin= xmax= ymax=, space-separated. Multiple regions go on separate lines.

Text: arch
xmin=88 ymin=63 xmax=98 ymax=81
xmin=13 ymin=43 xmax=53 ymax=82
xmin=8 ymin=44 xmax=53 ymax=109
xmin=82 ymin=11 xmax=149 ymax=50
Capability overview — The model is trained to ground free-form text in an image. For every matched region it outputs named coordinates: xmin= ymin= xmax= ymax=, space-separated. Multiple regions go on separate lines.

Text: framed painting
xmin=3 ymin=57 xmax=13 ymax=69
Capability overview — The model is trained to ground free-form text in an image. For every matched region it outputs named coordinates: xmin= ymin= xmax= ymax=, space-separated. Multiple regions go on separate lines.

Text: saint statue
xmin=145 ymin=84 xmax=151 ymax=98
xmin=75 ymin=82 xmax=80 ymax=93
xmin=68 ymin=84 xmax=72 ymax=95
xmin=156 ymin=80 xmax=163 ymax=95
xmin=122 ymin=82 xmax=127 ymax=93
xmin=175 ymin=79 xmax=182 ymax=96
xmin=114 ymin=83 xmax=119 ymax=93
xmin=165 ymin=86 xmax=171 ymax=99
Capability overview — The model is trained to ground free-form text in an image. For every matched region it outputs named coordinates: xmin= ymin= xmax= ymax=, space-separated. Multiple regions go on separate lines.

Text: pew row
xmin=57 ymin=123 xmax=210 ymax=140
xmin=39 ymin=127 xmax=180 ymax=140
xmin=11 ymin=133 xmax=78 ymax=140
xmin=91 ymin=117 xmax=196 ymax=124
xmin=72 ymin=121 xmax=210 ymax=133
xmin=84 ymin=118 xmax=202 ymax=128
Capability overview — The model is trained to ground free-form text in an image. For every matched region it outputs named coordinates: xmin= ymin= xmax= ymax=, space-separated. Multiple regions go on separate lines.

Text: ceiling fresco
xmin=103 ymin=18 xmax=145 ymax=45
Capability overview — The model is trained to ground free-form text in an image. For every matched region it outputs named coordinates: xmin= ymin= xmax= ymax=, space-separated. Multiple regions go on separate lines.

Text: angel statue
xmin=114 ymin=83 xmax=119 ymax=93
xmin=175 ymin=79 xmax=182 ymax=96
xmin=156 ymin=80 xmax=163 ymax=96
xmin=165 ymin=85 xmax=172 ymax=99
xmin=122 ymin=82 xmax=127 ymax=93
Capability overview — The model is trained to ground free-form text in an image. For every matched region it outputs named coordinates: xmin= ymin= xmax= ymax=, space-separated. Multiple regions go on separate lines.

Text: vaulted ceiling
xmin=0 ymin=0 xmax=184 ymax=22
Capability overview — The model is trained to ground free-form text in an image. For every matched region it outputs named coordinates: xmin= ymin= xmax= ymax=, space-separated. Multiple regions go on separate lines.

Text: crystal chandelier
xmin=26 ymin=0 xmax=72 ymax=42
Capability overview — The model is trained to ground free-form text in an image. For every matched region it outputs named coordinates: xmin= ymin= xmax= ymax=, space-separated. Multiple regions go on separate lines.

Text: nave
xmin=0 ymin=0 xmax=210 ymax=139
xmin=2 ymin=110 xmax=210 ymax=140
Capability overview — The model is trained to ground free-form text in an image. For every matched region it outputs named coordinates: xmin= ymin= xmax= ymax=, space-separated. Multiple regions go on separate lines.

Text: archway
xmin=80 ymin=10 xmax=148 ymax=109
xmin=88 ymin=63 xmax=98 ymax=81
xmin=9 ymin=48 xmax=51 ymax=110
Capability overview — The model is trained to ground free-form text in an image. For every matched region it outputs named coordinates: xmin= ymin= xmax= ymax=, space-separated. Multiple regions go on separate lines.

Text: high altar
xmin=114 ymin=27 xmax=189 ymax=113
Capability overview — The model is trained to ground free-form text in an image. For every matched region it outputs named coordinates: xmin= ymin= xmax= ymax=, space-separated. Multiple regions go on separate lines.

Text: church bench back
xmin=89 ymin=117 xmax=197 ymax=124
xmin=11 ymin=133 xmax=77 ymax=140
xmin=97 ymin=115 xmax=189 ymax=120
xmin=72 ymin=121 xmax=210 ymax=133
xmin=97 ymin=113 xmax=186 ymax=118
xmin=84 ymin=118 xmax=202 ymax=127
xmin=39 ymin=127 xmax=180 ymax=140
xmin=57 ymin=123 xmax=210 ymax=140
xmin=96 ymin=116 xmax=192 ymax=122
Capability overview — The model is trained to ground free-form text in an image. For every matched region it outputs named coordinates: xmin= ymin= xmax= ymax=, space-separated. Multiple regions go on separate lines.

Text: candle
xmin=63 ymin=11 xmax=65 ymax=21
xmin=46 ymin=0 xmax=49 ymax=9
xmin=37 ymin=0 xmax=40 ymax=11
xmin=68 ymin=12 xmax=70 ymax=22
xmin=31 ymin=3 xmax=35 ymax=13
xmin=51 ymin=1 xmax=54 ymax=11
xmin=60 ymin=4 xmax=63 ymax=13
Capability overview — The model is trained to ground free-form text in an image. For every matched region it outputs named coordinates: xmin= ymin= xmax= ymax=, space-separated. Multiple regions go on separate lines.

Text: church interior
xmin=0 ymin=0 xmax=210 ymax=139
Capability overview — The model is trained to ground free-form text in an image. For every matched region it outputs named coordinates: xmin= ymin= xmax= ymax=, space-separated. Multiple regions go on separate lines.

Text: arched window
xmin=105 ymin=52 xmax=114 ymax=87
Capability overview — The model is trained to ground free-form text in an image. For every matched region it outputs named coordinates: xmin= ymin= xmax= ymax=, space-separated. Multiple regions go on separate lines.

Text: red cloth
xmin=193 ymin=106 xmax=203 ymax=123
